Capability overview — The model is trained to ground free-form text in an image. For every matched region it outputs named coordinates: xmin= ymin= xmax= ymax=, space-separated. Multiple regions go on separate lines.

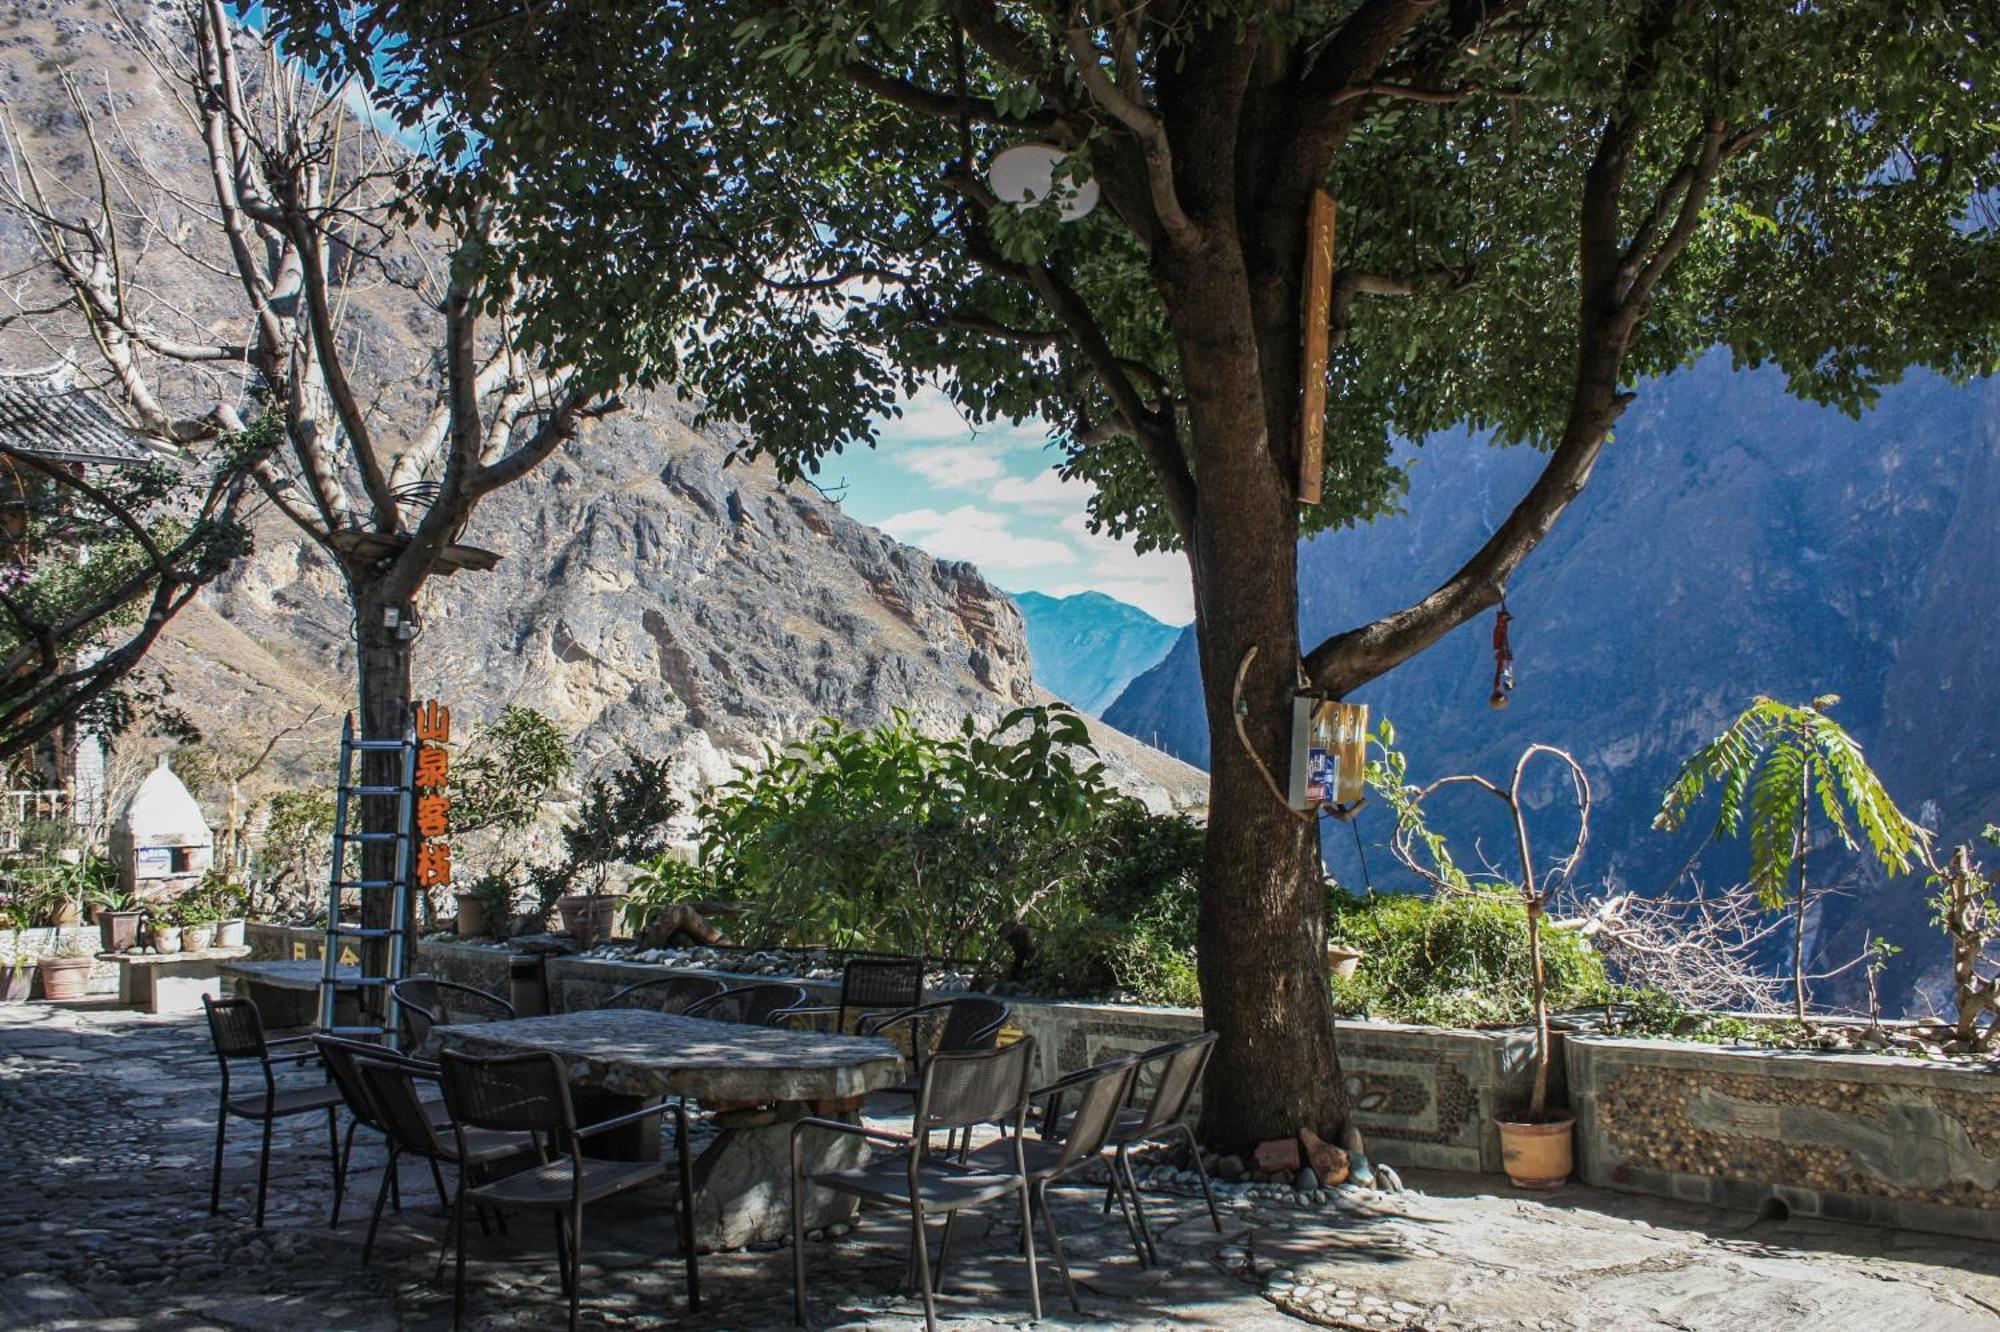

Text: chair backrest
xmin=203 ymin=994 xmax=268 ymax=1061
xmin=685 ymin=982 xmax=809 ymax=1026
xmin=936 ymin=996 xmax=1010 ymax=1054
xmin=314 ymin=1033 xmax=392 ymax=1130
xmin=439 ymin=1048 xmax=577 ymax=1138
xmin=1127 ymin=1031 xmax=1218 ymax=1137
xmin=839 ymin=955 xmax=924 ymax=1026
xmin=1048 ymin=1056 xmax=1140 ymax=1173
xmin=356 ymin=1055 xmax=452 ymax=1159
xmin=601 ymin=975 xmax=728 ymax=1014
xmin=915 ymin=1037 xmax=1036 ymax=1134
xmin=394 ymin=977 xmax=514 ymax=1049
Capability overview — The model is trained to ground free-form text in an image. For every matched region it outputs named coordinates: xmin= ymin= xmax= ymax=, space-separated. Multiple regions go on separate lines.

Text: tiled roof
xmin=0 ymin=368 xmax=166 ymax=466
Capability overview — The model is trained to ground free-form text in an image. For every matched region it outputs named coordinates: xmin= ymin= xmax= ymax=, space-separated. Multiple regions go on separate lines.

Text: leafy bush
xmin=529 ymin=754 xmax=681 ymax=909
xmin=1325 ymin=887 xmax=1611 ymax=1027
xmin=1023 ymin=802 xmax=1205 ymax=1004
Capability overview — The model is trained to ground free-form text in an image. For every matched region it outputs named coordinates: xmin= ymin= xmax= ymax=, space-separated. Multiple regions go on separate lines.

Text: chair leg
xmin=1177 ymin=1124 xmax=1221 ymax=1231
xmin=326 ymin=1107 xmax=343 ymax=1224
xmin=932 ymin=1212 xmax=958 ymax=1295
xmin=567 ymin=1202 xmax=584 ymax=1332
xmin=1018 ymin=1181 xmax=1042 ymax=1322
xmin=255 ymin=1114 xmax=275 ymax=1229
xmin=332 ymin=1120 xmax=358 ymax=1229
xmin=389 ymin=1150 xmax=403 ymax=1214
xmin=1037 ymin=1180 xmax=1081 ymax=1313
xmin=790 ymin=1139 xmax=809 ymax=1328
xmin=910 ymin=1206 xmax=937 ymax=1332
xmin=364 ymin=1146 xmax=398 ymax=1265
xmin=210 ymin=1102 xmax=228 ymax=1215
xmin=451 ymin=1179 xmax=470 ymax=1332
xmin=1101 ymin=1152 xmax=1146 ymax=1264
xmin=675 ymin=1105 xmax=701 ymax=1312
xmin=1119 ymin=1147 xmax=1158 ymax=1267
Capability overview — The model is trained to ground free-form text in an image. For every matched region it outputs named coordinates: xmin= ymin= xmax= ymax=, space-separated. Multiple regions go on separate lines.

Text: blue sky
xmin=828 ymin=390 xmax=1195 ymax=625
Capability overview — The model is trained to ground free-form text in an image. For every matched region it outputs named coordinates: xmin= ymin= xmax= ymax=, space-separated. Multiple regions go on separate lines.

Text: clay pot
xmin=214 ymin=919 xmax=246 ymax=948
xmin=2 ymin=965 xmax=32 ymax=1002
xmin=1325 ymin=945 xmax=1365 ymax=981
xmin=456 ymin=892 xmax=492 ymax=939
xmin=98 ymin=910 xmax=145 ymax=954
xmin=151 ymin=925 xmax=184 ymax=956
xmin=183 ymin=923 xmax=215 ymax=953
xmin=557 ymin=894 xmax=622 ymax=945
xmin=37 ymin=956 xmax=92 ymax=1002
xmin=46 ymin=900 xmax=82 ymax=928
xmin=1496 ymin=1114 xmax=1575 ymax=1189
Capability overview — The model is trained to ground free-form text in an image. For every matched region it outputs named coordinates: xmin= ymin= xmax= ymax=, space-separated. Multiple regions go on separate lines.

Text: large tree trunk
xmin=352 ymin=575 xmax=414 ymax=1015
xmin=1176 ymin=266 xmax=1349 ymax=1152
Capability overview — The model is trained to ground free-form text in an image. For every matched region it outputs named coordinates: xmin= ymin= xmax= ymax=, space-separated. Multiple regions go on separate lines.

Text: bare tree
xmin=0 ymin=0 xmax=611 ymax=973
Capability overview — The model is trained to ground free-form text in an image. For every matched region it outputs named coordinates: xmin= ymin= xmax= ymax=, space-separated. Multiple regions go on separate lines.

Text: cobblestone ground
xmin=4 ymin=998 xmax=1999 ymax=1332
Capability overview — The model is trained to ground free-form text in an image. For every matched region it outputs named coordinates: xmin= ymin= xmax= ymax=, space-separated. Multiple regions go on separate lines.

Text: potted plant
xmin=1389 ymin=741 xmax=1590 ymax=1189
xmin=457 ymin=873 xmax=514 ymax=939
xmin=91 ymin=884 xmax=145 ymax=954
xmin=148 ymin=906 xmax=184 ymax=956
xmin=179 ymin=894 xmax=219 ymax=953
xmin=204 ymin=875 xmax=249 ymax=948
xmin=36 ymin=932 xmax=95 ymax=1001
xmin=536 ymin=755 xmax=678 ymax=946
xmin=1 ymin=907 xmax=37 ymax=1002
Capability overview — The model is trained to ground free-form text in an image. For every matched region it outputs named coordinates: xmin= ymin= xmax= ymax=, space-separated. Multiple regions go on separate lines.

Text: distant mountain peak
xmin=1012 ymin=589 xmax=1181 ymax=716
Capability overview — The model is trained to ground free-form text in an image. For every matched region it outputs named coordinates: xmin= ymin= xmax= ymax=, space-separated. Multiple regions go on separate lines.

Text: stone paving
xmin=4 ymin=997 xmax=1999 ymax=1331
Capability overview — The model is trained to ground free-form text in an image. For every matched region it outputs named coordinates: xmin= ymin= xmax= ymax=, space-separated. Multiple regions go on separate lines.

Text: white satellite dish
xmin=988 ymin=143 xmax=1099 ymax=222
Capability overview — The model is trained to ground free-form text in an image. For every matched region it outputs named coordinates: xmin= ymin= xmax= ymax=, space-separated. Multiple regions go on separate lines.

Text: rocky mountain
xmin=1106 ymin=354 xmax=2000 ymax=1010
xmin=0 ymin=2 xmax=1206 ymax=822
xmin=1012 ymin=590 xmax=1181 ymax=716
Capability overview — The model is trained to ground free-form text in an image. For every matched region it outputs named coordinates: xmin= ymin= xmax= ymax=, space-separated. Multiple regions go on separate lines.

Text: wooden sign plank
xmin=1298 ymin=190 xmax=1336 ymax=506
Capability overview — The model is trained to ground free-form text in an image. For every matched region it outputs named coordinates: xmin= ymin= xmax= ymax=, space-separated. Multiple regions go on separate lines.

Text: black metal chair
xmin=202 ymin=994 xmax=345 ymax=1228
xmin=962 ymin=1055 xmax=1142 ymax=1312
xmin=313 ymin=1033 xmax=453 ymax=1228
xmin=1092 ymin=1031 xmax=1222 ymax=1266
xmin=783 ymin=954 xmax=924 ymax=1033
xmin=684 ymin=981 xmax=810 ymax=1026
xmin=790 ymin=1038 xmax=1041 ymax=1332
xmin=392 ymin=977 xmax=516 ymax=1053
xmin=599 ymin=974 xmax=728 ymax=1014
xmin=861 ymin=996 xmax=1011 ymax=1154
xmin=352 ymin=1053 xmax=537 ymax=1265
xmin=438 ymin=1048 xmax=699 ymax=1330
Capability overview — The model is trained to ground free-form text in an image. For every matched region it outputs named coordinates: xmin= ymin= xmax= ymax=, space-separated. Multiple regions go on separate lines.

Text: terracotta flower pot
xmin=214 ymin=919 xmax=246 ymax=948
xmin=151 ymin=925 xmax=184 ymax=956
xmin=98 ymin=910 xmax=145 ymax=954
xmin=183 ymin=923 xmax=215 ymax=953
xmin=37 ymin=956 xmax=92 ymax=1002
xmin=1496 ymin=1114 xmax=1575 ymax=1190
xmin=456 ymin=893 xmax=492 ymax=939
xmin=1325 ymin=945 xmax=1365 ymax=981
xmin=47 ymin=900 xmax=82 ymax=928
xmin=557 ymin=894 xmax=622 ymax=945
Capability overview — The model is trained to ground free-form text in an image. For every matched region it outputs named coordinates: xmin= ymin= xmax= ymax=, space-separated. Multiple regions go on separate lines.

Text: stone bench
xmin=107 ymin=948 xmax=252 ymax=1015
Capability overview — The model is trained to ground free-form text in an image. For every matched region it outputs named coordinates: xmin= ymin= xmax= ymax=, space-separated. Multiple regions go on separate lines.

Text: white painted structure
xmin=110 ymin=758 xmax=212 ymax=897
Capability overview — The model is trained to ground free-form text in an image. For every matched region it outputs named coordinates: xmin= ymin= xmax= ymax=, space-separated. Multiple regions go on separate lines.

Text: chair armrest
xmin=789 ymin=1116 xmax=910 ymax=1150
xmin=267 ymin=1048 xmax=323 ymax=1067
xmin=856 ymin=1000 xmax=952 ymax=1037
xmin=266 ymin=1034 xmax=317 ymax=1049
xmin=771 ymin=1005 xmax=837 ymax=1030
xmin=576 ymin=1098 xmax=684 ymax=1140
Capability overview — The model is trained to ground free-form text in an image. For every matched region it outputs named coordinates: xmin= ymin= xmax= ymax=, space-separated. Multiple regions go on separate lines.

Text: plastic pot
xmin=1325 ymin=945 xmax=1365 ymax=981
xmin=1496 ymin=1114 xmax=1575 ymax=1190
xmin=99 ymin=909 xmax=145 ymax=954
xmin=37 ymin=956 xmax=92 ymax=1001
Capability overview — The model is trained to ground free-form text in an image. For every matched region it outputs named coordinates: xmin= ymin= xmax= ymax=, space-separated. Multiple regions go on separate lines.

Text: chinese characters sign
xmin=413 ymin=699 xmax=452 ymax=889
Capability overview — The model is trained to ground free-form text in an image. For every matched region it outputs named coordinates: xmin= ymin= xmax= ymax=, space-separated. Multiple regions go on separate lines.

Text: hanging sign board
xmin=413 ymin=699 xmax=452 ymax=890
xmin=1297 ymin=190 xmax=1336 ymax=506
xmin=1288 ymin=697 xmax=1369 ymax=811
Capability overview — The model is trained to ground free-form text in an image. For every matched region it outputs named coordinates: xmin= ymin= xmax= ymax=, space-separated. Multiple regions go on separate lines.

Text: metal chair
xmin=790 ymin=1038 xmax=1041 ymax=1332
xmin=392 ymin=977 xmax=516 ymax=1052
xmin=861 ymin=996 xmax=1011 ymax=1154
xmin=438 ymin=1048 xmax=699 ymax=1330
xmin=783 ymin=954 xmax=924 ymax=1033
xmin=1094 ymin=1031 xmax=1222 ymax=1266
xmin=352 ymin=1054 xmax=536 ymax=1265
xmin=599 ymin=974 xmax=728 ymax=1014
xmin=202 ymin=994 xmax=345 ymax=1228
xmin=962 ymin=1055 xmax=1142 ymax=1312
xmin=684 ymin=981 xmax=810 ymax=1026
xmin=313 ymin=1032 xmax=453 ymax=1229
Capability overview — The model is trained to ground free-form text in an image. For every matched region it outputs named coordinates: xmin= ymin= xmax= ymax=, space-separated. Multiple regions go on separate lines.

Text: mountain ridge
xmin=1012 ymin=589 xmax=1181 ymax=716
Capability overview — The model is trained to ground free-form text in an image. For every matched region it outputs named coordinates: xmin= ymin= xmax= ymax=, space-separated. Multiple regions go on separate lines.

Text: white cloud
xmin=877 ymin=505 xmax=1077 ymax=572
xmin=899 ymin=444 xmax=1007 ymax=487
xmin=989 ymin=469 xmax=1085 ymax=510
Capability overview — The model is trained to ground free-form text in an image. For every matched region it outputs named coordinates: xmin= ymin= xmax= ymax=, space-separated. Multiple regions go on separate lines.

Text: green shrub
xmin=1325 ymin=887 xmax=1611 ymax=1027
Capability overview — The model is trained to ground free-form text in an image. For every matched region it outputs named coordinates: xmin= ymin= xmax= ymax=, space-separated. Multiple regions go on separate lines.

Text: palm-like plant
xmin=1656 ymin=694 xmax=1927 ymax=1024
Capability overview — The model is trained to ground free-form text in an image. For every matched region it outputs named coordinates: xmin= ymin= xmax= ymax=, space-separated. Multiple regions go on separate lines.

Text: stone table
xmin=218 ymin=959 xmax=363 ymax=1028
xmin=437 ymin=1009 xmax=905 ymax=1248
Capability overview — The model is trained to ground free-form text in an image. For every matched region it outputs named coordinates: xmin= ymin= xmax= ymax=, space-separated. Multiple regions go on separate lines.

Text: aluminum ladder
xmin=320 ymin=714 xmax=417 ymax=1044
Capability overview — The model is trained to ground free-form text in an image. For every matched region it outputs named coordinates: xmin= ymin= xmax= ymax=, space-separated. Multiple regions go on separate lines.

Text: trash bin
xmin=510 ymin=953 xmax=548 ymax=1017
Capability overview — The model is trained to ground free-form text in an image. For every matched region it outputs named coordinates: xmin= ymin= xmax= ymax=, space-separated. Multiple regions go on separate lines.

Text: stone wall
xmin=1568 ymin=1035 xmax=2000 ymax=1241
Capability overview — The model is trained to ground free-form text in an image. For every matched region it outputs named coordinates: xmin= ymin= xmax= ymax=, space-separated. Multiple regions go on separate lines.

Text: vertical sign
xmin=413 ymin=700 xmax=452 ymax=893
xmin=1298 ymin=190 xmax=1336 ymax=506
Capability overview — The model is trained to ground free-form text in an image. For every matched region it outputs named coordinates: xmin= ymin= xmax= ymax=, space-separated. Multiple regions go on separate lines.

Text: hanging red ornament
xmin=1489 ymin=601 xmax=1515 ymax=710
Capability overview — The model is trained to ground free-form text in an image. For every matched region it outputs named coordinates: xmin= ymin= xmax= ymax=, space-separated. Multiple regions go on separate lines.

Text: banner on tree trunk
xmin=413 ymin=700 xmax=452 ymax=889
